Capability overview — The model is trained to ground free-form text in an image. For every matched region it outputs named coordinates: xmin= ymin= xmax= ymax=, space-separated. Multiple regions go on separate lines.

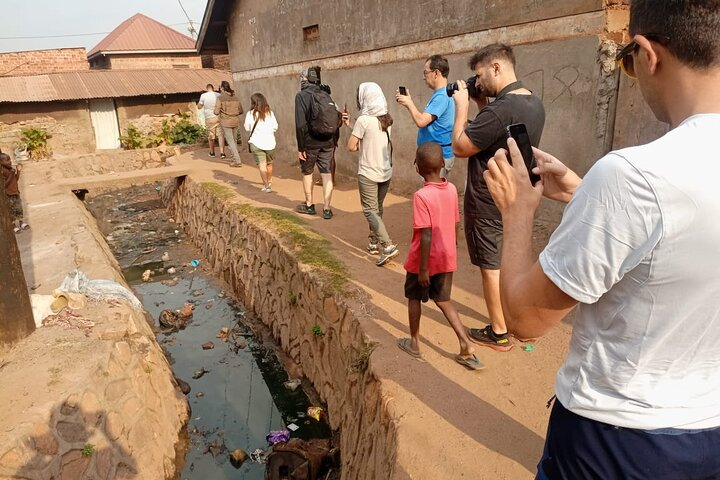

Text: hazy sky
xmin=0 ymin=0 xmax=209 ymax=53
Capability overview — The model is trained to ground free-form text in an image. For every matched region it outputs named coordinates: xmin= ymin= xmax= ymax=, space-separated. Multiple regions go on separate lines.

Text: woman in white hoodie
xmin=244 ymin=93 xmax=279 ymax=192
xmin=344 ymin=82 xmax=398 ymax=267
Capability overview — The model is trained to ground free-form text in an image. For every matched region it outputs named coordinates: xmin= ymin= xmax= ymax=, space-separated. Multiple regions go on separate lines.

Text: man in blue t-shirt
xmin=396 ymin=54 xmax=456 ymax=178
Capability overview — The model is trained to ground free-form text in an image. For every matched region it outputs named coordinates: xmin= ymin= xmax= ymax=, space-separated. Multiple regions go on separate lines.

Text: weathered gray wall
xmin=226 ymin=0 xmax=602 ymax=70
xmin=221 ymin=0 xmax=666 ymax=228
xmin=231 ymin=35 xmax=613 ymax=200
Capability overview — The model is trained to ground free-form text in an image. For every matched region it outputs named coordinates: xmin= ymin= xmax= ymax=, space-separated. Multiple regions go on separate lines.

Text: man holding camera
xmin=451 ymin=43 xmax=545 ymax=352
xmin=482 ymin=1 xmax=720 ymax=477
xmin=396 ymin=54 xmax=456 ymax=178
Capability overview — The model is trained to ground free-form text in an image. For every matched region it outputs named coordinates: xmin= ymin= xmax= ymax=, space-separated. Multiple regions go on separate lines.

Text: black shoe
xmin=220 ymin=153 xmax=226 ymax=159
xmin=208 ymin=152 xmax=216 ymax=158
xmin=468 ymin=325 xmax=513 ymax=352
xmin=296 ymin=203 xmax=316 ymax=215
xmin=322 ymin=209 xmax=333 ymax=220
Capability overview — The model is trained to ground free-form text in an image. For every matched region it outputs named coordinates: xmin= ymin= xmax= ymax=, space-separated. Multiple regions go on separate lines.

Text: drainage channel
xmin=84 ymin=184 xmax=334 ymax=479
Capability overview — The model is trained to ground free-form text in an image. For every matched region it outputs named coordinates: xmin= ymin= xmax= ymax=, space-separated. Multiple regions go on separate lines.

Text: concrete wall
xmin=218 ymin=0 xmax=670 ymax=227
xmin=0 ymin=48 xmax=88 ymax=76
xmin=0 ymin=101 xmax=95 ymax=155
xmin=225 ymin=0 xmax=602 ymax=71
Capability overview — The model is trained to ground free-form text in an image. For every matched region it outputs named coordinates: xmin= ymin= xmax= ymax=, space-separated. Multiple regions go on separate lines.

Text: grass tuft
xmin=199 ymin=182 xmax=349 ymax=290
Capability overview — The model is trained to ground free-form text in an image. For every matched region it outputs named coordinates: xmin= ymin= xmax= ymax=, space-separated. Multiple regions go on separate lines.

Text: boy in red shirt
xmin=398 ymin=142 xmax=484 ymax=370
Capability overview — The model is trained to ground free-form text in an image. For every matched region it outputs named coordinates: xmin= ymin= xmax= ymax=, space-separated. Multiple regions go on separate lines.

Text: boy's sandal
xmin=454 ymin=354 xmax=486 ymax=371
xmin=397 ymin=338 xmax=422 ymax=359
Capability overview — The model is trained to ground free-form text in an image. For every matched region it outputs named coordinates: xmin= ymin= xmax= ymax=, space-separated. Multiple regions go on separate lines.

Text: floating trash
xmin=190 ymin=259 xmax=200 ymax=268
xmin=307 ymin=406 xmax=324 ymax=422
xmin=266 ymin=429 xmax=290 ymax=445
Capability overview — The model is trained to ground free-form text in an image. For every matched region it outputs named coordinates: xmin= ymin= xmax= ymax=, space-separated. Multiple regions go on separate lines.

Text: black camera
xmin=446 ymin=75 xmax=481 ymax=98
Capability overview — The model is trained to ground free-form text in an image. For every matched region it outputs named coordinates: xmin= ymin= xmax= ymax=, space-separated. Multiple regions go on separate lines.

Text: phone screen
xmin=506 ymin=123 xmax=541 ymax=185
xmin=398 ymin=86 xmax=407 ymax=95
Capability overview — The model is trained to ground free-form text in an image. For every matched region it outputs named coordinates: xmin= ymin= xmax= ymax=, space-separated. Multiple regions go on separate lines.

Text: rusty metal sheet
xmin=0 ymin=69 xmax=231 ymax=103
xmin=88 ymin=13 xmax=195 ymax=57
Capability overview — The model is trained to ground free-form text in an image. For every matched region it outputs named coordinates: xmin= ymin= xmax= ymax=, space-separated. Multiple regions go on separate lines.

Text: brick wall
xmin=0 ymin=101 xmax=95 ymax=156
xmin=98 ymin=53 xmax=202 ymax=70
xmin=0 ymin=48 xmax=88 ymax=76
xmin=201 ymin=54 xmax=230 ymax=71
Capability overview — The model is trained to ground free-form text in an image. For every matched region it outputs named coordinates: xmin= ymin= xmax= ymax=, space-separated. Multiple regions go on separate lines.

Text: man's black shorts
xmin=404 ymin=272 xmax=453 ymax=303
xmin=465 ymin=216 xmax=502 ymax=269
xmin=300 ymin=147 xmax=334 ymax=175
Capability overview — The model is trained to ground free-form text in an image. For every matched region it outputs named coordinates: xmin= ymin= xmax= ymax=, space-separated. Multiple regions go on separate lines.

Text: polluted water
xmin=85 ymin=184 xmax=332 ymax=479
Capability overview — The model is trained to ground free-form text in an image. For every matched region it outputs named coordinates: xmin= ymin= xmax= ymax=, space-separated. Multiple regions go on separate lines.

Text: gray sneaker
xmin=366 ymin=242 xmax=379 ymax=254
xmin=376 ymin=245 xmax=399 ymax=266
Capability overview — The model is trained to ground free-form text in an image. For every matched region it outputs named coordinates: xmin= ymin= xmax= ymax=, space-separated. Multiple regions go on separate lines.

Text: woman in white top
xmin=244 ymin=93 xmax=279 ymax=192
xmin=345 ymin=82 xmax=398 ymax=266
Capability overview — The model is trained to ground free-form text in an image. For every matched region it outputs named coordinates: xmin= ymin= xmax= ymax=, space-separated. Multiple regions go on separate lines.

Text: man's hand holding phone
xmin=396 ymin=86 xmax=412 ymax=107
xmin=483 ymin=137 xmax=543 ymax=217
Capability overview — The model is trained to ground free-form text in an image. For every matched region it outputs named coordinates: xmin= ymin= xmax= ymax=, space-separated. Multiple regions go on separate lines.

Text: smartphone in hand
xmin=506 ymin=123 xmax=541 ymax=185
xmin=398 ymin=86 xmax=407 ymax=96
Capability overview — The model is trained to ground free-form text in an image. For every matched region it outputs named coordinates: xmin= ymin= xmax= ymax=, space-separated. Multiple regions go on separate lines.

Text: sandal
xmin=455 ymin=354 xmax=486 ymax=371
xmin=397 ymin=338 xmax=422 ymax=359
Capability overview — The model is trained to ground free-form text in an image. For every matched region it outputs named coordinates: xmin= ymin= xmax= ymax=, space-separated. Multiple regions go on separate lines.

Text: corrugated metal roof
xmin=0 ymin=69 xmax=231 ymax=103
xmin=88 ymin=13 xmax=196 ymax=58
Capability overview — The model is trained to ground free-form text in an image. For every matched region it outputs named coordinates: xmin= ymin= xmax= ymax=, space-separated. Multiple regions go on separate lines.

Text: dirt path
xmin=176 ymin=150 xmax=571 ymax=479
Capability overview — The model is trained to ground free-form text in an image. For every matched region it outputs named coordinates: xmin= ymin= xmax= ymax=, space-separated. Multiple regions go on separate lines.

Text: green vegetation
xmin=81 ymin=443 xmax=95 ymax=457
xmin=20 ymin=127 xmax=52 ymax=159
xmin=119 ymin=124 xmax=144 ymax=149
xmin=200 ymin=182 xmax=349 ymax=291
xmin=351 ymin=342 xmax=379 ymax=373
xmin=311 ymin=324 xmax=326 ymax=337
xmin=288 ymin=292 xmax=297 ymax=306
xmin=120 ymin=112 xmax=205 ymax=150
xmin=170 ymin=112 xmax=206 ymax=145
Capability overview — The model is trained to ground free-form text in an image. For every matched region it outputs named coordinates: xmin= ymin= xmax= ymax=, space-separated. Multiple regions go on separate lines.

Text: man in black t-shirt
xmin=452 ymin=43 xmax=545 ymax=352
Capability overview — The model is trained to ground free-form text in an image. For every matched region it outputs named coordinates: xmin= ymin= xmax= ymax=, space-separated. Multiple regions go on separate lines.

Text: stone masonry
xmin=164 ymin=178 xmax=400 ymax=480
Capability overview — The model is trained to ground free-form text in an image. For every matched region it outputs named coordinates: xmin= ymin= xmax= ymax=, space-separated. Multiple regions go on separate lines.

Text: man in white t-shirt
xmin=481 ymin=1 xmax=720 ymax=478
xmin=197 ymin=84 xmax=224 ymax=158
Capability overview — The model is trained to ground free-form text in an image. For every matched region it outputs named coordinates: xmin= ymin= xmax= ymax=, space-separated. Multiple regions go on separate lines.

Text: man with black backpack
xmin=295 ymin=66 xmax=341 ymax=219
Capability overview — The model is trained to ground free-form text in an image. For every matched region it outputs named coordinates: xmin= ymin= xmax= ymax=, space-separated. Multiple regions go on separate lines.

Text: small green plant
xmin=171 ymin=112 xmax=205 ymax=145
xmin=119 ymin=123 xmax=145 ymax=149
xmin=81 ymin=443 xmax=94 ymax=457
xmin=288 ymin=292 xmax=297 ymax=306
xmin=20 ymin=127 xmax=52 ymax=159
xmin=311 ymin=324 xmax=325 ymax=337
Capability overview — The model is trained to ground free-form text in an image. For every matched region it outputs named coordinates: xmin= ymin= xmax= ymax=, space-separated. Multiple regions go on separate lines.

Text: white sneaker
xmin=376 ymin=245 xmax=399 ymax=266
xmin=366 ymin=242 xmax=379 ymax=254
xmin=261 ymin=185 xmax=272 ymax=193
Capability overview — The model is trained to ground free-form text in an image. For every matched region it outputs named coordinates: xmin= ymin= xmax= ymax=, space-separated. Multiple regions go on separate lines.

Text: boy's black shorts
xmin=404 ymin=272 xmax=453 ymax=303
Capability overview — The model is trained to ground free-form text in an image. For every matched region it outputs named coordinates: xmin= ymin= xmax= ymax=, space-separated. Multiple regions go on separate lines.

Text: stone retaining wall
xmin=164 ymin=177 xmax=399 ymax=480
xmin=0 ymin=303 xmax=190 ymax=480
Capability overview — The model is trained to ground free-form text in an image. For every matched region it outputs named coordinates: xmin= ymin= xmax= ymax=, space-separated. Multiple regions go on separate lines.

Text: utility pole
xmin=0 ymin=190 xmax=34 ymax=350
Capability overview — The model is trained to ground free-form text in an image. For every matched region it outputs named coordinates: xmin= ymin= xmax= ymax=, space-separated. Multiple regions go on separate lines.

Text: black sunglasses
xmin=616 ymin=34 xmax=670 ymax=79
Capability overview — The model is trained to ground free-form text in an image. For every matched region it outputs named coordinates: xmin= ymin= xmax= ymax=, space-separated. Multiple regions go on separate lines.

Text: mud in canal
xmin=85 ymin=184 xmax=336 ymax=479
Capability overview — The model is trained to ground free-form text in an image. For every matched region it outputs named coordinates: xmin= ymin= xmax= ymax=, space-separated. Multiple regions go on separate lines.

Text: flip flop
xmin=397 ymin=338 xmax=422 ymax=359
xmin=455 ymin=354 xmax=486 ymax=371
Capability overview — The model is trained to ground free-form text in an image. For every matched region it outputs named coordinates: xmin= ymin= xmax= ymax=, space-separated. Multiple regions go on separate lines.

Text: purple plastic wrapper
xmin=266 ymin=429 xmax=291 ymax=445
